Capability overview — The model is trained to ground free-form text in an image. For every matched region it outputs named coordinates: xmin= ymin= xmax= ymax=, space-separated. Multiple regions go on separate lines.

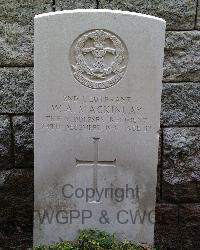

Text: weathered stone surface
xmin=55 ymin=0 xmax=97 ymax=10
xmin=164 ymin=31 xmax=200 ymax=82
xmin=155 ymin=203 xmax=200 ymax=249
xmin=178 ymin=205 xmax=200 ymax=250
xmin=162 ymin=128 xmax=200 ymax=203
xmin=0 ymin=116 xmax=12 ymax=169
xmin=0 ymin=67 xmax=33 ymax=113
xmin=0 ymin=0 xmax=52 ymax=66
xmin=179 ymin=224 xmax=200 ymax=250
xmin=13 ymin=116 xmax=34 ymax=168
xmin=154 ymin=203 xmax=181 ymax=250
xmin=179 ymin=204 xmax=200 ymax=225
xmin=155 ymin=203 xmax=178 ymax=225
xmin=34 ymin=10 xmax=165 ymax=245
xmin=0 ymin=168 xmax=33 ymax=249
xmin=99 ymin=0 xmax=197 ymax=30
xmin=161 ymin=82 xmax=200 ymax=126
xmin=155 ymin=225 xmax=182 ymax=250
xmin=196 ymin=1 xmax=200 ymax=29
xmin=156 ymin=132 xmax=162 ymax=202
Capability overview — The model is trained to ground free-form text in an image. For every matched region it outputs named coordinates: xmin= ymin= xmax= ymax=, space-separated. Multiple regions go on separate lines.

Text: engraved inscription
xmin=76 ymin=137 xmax=116 ymax=203
xmin=70 ymin=29 xmax=128 ymax=89
xmin=41 ymin=95 xmax=154 ymax=133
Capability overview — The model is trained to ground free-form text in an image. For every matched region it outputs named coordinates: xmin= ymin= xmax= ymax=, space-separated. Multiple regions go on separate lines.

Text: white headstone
xmin=34 ymin=9 xmax=165 ymax=246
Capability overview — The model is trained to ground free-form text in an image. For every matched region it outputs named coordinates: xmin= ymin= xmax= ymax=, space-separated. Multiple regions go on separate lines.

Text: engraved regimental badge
xmin=70 ymin=29 xmax=128 ymax=89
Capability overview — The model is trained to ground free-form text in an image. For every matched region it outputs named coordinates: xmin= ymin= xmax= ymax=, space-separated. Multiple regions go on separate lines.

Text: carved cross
xmin=75 ymin=137 xmax=116 ymax=203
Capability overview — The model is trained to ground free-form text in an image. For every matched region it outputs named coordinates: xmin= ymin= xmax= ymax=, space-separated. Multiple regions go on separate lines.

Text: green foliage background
xmin=31 ymin=229 xmax=154 ymax=250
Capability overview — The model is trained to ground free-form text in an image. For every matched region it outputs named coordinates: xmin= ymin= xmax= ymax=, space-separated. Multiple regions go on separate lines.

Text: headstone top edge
xmin=34 ymin=9 xmax=166 ymax=24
